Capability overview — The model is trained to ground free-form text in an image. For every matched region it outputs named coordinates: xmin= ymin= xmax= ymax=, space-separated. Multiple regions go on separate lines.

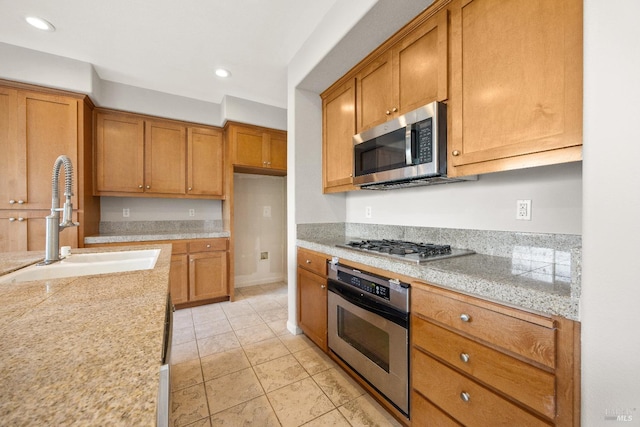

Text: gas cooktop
xmin=336 ymin=239 xmax=475 ymax=265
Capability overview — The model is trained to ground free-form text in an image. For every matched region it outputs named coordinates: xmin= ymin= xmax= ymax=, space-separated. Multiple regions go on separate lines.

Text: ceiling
xmin=0 ymin=0 xmax=339 ymax=109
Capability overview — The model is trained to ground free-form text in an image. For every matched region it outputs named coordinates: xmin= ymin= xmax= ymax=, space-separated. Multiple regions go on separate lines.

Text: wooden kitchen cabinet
xmin=297 ymin=248 xmax=328 ymax=351
xmin=321 ymin=79 xmax=358 ymax=193
xmin=227 ymin=123 xmax=287 ymax=175
xmin=411 ymin=282 xmax=580 ymax=426
xmin=94 ymin=109 xmax=224 ymax=199
xmin=447 ymin=0 xmax=583 ymax=177
xmin=0 ymin=80 xmax=98 ymax=252
xmin=356 ymin=7 xmax=449 ymax=132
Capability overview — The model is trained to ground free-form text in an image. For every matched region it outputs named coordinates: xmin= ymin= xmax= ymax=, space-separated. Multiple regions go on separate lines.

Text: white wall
xmin=345 ymin=162 xmax=582 ymax=235
xmin=233 ymin=174 xmax=287 ymax=287
xmin=581 ymin=1 xmax=640 ymax=424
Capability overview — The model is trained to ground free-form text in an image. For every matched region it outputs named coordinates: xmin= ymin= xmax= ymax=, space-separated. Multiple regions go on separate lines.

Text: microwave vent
xmin=360 ymin=175 xmax=478 ymax=190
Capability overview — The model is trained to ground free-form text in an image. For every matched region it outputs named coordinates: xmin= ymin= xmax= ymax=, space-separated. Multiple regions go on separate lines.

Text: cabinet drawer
xmin=411 ymin=390 xmax=462 ymax=427
xmin=189 ymin=239 xmax=227 ymax=253
xmin=412 ymin=316 xmax=555 ymax=419
xmin=412 ymin=286 xmax=555 ymax=368
xmin=171 ymin=242 xmax=188 ymax=254
xmin=413 ymin=351 xmax=552 ymax=427
xmin=297 ymin=248 xmax=327 ymax=276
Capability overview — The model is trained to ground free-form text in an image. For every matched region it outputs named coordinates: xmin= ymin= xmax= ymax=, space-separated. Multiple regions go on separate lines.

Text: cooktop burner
xmin=337 ymin=239 xmax=475 ymax=264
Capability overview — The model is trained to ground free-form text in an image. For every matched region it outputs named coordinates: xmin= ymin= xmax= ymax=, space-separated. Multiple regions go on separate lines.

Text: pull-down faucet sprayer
xmin=41 ymin=155 xmax=79 ymax=265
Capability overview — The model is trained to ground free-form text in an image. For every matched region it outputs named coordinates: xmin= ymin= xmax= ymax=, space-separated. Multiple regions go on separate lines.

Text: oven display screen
xmin=338 ymin=271 xmax=390 ymax=300
xmin=337 ymin=306 xmax=390 ymax=372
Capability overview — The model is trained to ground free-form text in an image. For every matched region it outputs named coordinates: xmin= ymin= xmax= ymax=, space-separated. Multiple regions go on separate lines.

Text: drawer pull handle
xmin=460 ymin=313 xmax=471 ymax=322
xmin=460 ymin=353 xmax=470 ymax=363
xmin=460 ymin=392 xmax=471 ymax=402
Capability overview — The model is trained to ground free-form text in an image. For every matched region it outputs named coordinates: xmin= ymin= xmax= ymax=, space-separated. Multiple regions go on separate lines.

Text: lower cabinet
xmin=296 ymin=248 xmax=328 ymax=351
xmin=411 ymin=282 xmax=580 ymax=427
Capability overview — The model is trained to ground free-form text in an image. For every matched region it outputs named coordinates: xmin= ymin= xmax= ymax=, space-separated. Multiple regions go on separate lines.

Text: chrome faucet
xmin=41 ymin=155 xmax=79 ymax=265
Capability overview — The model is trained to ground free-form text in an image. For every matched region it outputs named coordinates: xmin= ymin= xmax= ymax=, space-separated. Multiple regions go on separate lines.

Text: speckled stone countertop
xmin=0 ymin=244 xmax=171 ymax=426
xmin=298 ymin=237 xmax=580 ymax=321
xmin=84 ymin=220 xmax=229 ymax=245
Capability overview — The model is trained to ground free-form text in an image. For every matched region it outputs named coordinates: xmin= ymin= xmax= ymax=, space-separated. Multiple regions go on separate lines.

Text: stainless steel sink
xmin=0 ymin=249 xmax=160 ymax=284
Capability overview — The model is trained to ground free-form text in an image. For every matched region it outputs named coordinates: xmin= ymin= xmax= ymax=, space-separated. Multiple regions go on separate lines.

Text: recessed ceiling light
xmin=215 ymin=68 xmax=231 ymax=78
xmin=25 ymin=16 xmax=56 ymax=32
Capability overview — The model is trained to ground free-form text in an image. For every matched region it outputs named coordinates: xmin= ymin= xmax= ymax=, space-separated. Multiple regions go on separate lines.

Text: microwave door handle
xmin=405 ymin=125 xmax=414 ymax=165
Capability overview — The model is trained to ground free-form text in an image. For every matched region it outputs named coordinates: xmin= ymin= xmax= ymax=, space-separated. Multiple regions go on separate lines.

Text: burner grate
xmin=340 ymin=239 xmax=474 ymax=264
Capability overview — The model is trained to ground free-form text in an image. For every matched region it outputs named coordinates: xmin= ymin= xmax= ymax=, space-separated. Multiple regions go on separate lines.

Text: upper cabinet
xmin=94 ymin=109 xmax=224 ymax=199
xmin=322 ymin=0 xmax=583 ymax=191
xmin=356 ymin=8 xmax=449 ymax=132
xmin=447 ymin=0 xmax=583 ymax=176
xmin=227 ymin=123 xmax=287 ymax=175
xmin=322 ymin=79 xmax=357 ymax=193
xmin=0 ymin=80 xmax=98 ymax=252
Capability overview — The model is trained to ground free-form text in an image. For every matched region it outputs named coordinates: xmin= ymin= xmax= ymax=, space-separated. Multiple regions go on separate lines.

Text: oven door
xmin=327 ymin=280 xmax=409 ymax=415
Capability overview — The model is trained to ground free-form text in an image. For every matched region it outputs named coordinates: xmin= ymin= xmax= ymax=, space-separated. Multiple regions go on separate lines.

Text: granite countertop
xmin=298 ymin=237 xmax=580 ymax=320
xmin=85 ymin=229 xmax=230 ymax=245
xmin=0 ymin=244 xmax=172 ymax=426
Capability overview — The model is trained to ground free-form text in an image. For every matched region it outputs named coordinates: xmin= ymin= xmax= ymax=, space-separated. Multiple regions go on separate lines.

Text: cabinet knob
xmin=9 ymin=199 xmax=25 ymax=205
xmin=18 ymin=217 xmax=25 ymax=222
xmin=460 ymin=313 xmax=471 ymax=322
xmin=267 ymin=162 xmax=271 ymax=166
xmin=460 ymin=353 xmax=470 ymax=363
xmin=452 ymin=150 xmax=461 ymax=156
xmin=146 ymin=185 xmax=150 ymax=189
xmin=9 ymin=217 xmax=16 ymax=222
xmin=385 ymin=110 xmax=391 ymax=115
xmin=306 ymin=259 xmax=311 ymax=264
xmin=321 ymin=285 xmax=326 ymax=289
xmin=138 ymin=185 xmax=143 ymax=189
xmin=188 ymin=187 xmax=192 ymax=191
xmin=460 ymin=392 xmax=471 ymax=402
xmin=206 ymin=244 xmax=211 ymax=248
xmin=392 ymin=107 xmax=398 ymax=113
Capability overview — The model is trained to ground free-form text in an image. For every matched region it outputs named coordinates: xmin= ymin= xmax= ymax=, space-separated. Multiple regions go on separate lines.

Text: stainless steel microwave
xmin=353 ymin=102 xmax=476 ymax=189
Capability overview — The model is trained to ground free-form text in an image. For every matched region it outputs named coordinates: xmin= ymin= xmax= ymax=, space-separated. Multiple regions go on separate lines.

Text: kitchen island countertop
xmin=0 ymin=244 xmax=172 ymax=426
xmin=298 ymin=237 xmax=580 ymax=320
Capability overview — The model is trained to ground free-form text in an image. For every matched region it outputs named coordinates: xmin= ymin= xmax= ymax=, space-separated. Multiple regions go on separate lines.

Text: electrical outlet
xmin=263 ymin=206 xmax=271 ymax=218
xmin=122 ymin=208 xmax=130 ymax=218
xmin=365 ymin=206 xmax=372 ymax=218
xmin=260 ymin=251 xmax=269 ymax=260
xmin=189 ymin=209 xmax=195 ymax=217
xmin=516 ymin=200 xmax=532 ymax=220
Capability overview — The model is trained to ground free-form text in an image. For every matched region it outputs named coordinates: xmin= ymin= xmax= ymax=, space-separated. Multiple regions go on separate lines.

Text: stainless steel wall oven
xmin=327 ymin=262 xmax=410 ymax=416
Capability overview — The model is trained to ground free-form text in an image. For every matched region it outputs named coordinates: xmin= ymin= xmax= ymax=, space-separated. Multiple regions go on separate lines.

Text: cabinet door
xmin=268 ymin=131 xmax=287 ymax=171
xmin=322 ymin=79 xmax=357 ymax=193
xmin=356 ymin=51 xmax=394 ymax=132
xmin=188 ymin=127 xmax=224 ymax=197
xmin=0 ymin=211 xmax=78 ymax=252
xmin=0 ymin=212 xmax=26 ymax=252
xmin=18 ymin=91 xmax=79 ymax=209
xmin=95 ymin=111 xmax=145 ymax=194
xmin=0 ymin=87 xmax=19 ymax=209
xmin=394 ymin=8 xmax=449 ymax=114
xmin=449 ymin=0 xmax=583 ymax=175
xmin=189 ymin=251 xmax=228 ymax=301
xmin=233 ymin=126 xmax=266 ymax=168
xmin=170 ymin=254 xmax=189 ymax=305
xmin=297 ymin=267 xmax=328 ymax=351
xmin=144 ymin=120 xmax=186 ymax=195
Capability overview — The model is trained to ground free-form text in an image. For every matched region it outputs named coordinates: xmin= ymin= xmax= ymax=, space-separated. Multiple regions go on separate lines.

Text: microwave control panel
xmin=415 ymin=118 xmax=433 ymax=164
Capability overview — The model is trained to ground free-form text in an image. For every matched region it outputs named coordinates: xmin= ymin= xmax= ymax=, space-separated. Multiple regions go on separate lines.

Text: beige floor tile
xmin=243 ymin=337 xmax=290 ymax=366
xmin=313 ymin=368 xmax=365 ymax=406
xmin=200 ymin=348 xmax=250 ymax=381
xmin=267 ymin=377 xmax=335 ymax=427
xmin=302 ymin=409 xmax=351 ymax=427
xmin=258 ymin=307 xmax=288 ymax=323
xmin=279 ymin=333 xmax=313 ymax=353
xmin=209 ymin=395 xmax=280 ymax=427
xmin=171 ymin=339 xmax=200 ymax=365
xmin=205 ymin=367 xmax=264 ymax=415
xmin=192 ymin=305 xmax=226 ymax=325
xmin=266 ymin=319 xmax=290 ymax=336
xmin=220 ymin=301 xmax=256 ymax=318
xmin=171 ymin=383 xmax=209 ymax=427
xmin=338 ymin=394 xmax=402 ymax=427
xmin=182 ymin=418 xmax=211 ymax=427
xmin=197 ymin=331 xmax=240 ymax=357
xmin=293 ymin=346 xmax=336 ymax=375
xmin=248 ymin=297 xmax=282 ymax=313
xmin=171 ymin=358 xmax=203 ymax=391
xmin=173 ymin=325 xmax=196 ymax=345
xmin=272 ymin=294 xmax=289 ymax=306
xmin=194 ymin=318 xmax=232 ymax=340
xmin=173 ymin=309 xmax=194 ymax=329
xmin=227 ymin=312 xmax=265 ymax=331
xmin=235 ymin=323 xmax=276 ymax=346
xmin=253 ymin=354 xmax=309 ymax=393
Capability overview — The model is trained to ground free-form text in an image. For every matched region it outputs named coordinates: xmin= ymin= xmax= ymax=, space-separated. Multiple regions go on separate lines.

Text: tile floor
xmin=170 ymin=282 xmax=402 ymax=427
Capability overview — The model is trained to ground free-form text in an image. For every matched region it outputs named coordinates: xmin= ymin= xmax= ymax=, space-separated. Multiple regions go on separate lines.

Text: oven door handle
xmin=328 ymin=279 xmax=408 ymax=328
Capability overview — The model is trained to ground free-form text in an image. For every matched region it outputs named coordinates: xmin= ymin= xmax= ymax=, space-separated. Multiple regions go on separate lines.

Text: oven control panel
xmin=337 ymin=270 xmax=390 ymax=300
